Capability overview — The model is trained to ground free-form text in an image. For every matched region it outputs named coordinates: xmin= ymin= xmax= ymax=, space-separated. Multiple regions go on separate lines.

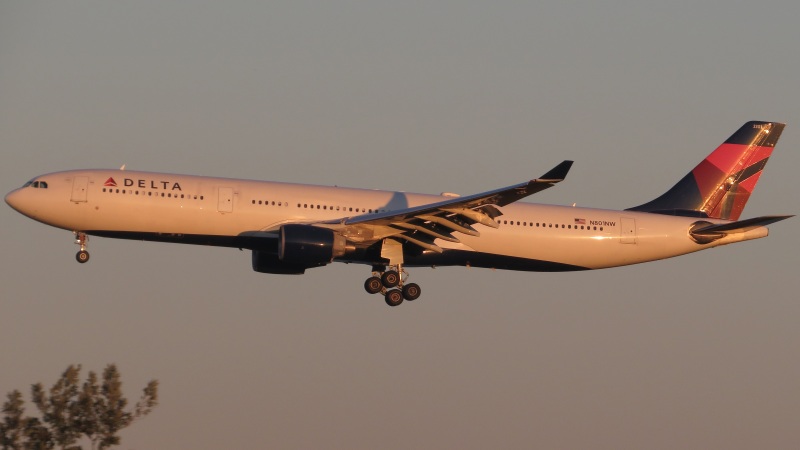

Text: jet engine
xmin=252 ymin=225 xmax=348 ymax=274
xmin=252 ymin=251 xmax=308 ymax=274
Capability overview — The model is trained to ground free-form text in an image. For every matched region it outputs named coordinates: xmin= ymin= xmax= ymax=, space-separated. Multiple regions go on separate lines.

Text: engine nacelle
xmin=251 ymin=225 xmax=348 ymax=274
xmin=252 ymin=251 xmax=307 ymax=274
xmin=279 ymin=224 xmax=347 ymax=266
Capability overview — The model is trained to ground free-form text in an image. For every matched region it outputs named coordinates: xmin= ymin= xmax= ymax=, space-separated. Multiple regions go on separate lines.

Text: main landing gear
xmin=364 ymin=264 xmax=421 ymax=307
xmin=74 ymin=231 xmax=90 ymax=263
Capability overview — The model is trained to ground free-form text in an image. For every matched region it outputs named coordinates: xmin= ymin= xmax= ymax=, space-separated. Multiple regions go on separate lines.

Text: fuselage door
xmin=620 ymin=217 xmax=636 ymax=244
xmin=70 ymin=176 xmax=89 ymax=203
xmin=218 ymin=187 xmax=233 ymax=213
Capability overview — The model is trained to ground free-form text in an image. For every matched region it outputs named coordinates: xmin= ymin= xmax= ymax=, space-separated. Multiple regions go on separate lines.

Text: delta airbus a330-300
xmin=5 ymin=121 xmax=793 ymax=306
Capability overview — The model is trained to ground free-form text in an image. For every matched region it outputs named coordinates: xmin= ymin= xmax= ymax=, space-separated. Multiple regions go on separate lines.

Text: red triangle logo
xmin=104 ymin=177 xmax=117 ymax=187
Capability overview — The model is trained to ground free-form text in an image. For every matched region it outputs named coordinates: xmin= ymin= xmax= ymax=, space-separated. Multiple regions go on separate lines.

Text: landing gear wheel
xmin=381 ymin=270 xmax=400 ymax=288
xmin=74 ymin=232 xmax=89 ymax=263
xmin=385 ymin=289 xmax=403 ymax=307
xmin=364 ymin=277 xmax=383 ymax=294
xmin=76 ymin=250 xmax=90 ymax=264
xmin=402 ymin=283 xmax=421 ymax=301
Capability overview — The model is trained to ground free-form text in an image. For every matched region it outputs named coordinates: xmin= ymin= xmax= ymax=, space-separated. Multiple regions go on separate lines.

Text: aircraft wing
xmin=317 ymin=160 xmax=573 ymax=252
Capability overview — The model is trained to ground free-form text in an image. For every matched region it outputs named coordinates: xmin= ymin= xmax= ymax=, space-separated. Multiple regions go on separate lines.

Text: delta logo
xmin=104 ymin=177 xmax=117 ymax=187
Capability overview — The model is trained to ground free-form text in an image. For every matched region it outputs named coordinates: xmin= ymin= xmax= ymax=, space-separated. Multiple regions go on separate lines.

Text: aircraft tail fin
xmin=627 ymin=121 xmax=785 ymax=220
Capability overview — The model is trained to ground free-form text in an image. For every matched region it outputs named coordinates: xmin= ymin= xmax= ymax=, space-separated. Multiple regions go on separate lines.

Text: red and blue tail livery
xmin=5 ymin=120 xmax=792 ymax=306
xmin=629 ymin=121 xmax=784 ymax=220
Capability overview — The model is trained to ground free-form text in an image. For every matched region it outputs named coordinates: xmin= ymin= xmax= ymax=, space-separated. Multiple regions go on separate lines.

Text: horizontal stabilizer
xmin=691 ymin=215 xmax=793 ymax=237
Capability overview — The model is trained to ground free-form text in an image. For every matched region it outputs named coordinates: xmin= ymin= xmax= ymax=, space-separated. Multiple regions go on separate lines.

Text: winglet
xmin=536 ymin=160 xmax=573 ymax=182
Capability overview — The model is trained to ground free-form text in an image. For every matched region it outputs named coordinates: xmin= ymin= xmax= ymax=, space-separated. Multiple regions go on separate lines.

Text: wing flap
xmin=417 ymin=213 xmax=481 ymax=237
xmin=440 ymin=207 xmax=499 ymax=228
xmin=391 ymin=221 xmax=461 ymax=243
xmin=397 ymin=232 xmax=443 ymax=253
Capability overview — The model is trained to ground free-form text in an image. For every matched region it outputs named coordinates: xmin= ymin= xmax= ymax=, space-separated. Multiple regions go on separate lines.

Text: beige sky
xmin=2 ymin=1 xmax=799 ymax=449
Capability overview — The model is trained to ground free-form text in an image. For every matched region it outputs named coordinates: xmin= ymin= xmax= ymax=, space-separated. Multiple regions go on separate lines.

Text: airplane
xmin=5 ymin=121 xmax=792 ymax=306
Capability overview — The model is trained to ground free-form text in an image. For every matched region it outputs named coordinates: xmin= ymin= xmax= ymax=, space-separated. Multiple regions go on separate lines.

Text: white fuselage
xmin=5 ymin=169 xmax=767 ymax=271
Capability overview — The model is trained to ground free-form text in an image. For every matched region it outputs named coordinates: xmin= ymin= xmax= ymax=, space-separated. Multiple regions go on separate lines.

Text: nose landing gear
xmin=363 ymin=264 xmax=422 ymax=307
xmin=74 ymin=232 xmax=90 ymax=263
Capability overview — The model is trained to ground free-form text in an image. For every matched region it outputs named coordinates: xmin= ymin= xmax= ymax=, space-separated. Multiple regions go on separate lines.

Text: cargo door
xmin=70 ymin=176 xmax=89 ymax=203
xmin=620 ymin=217 xmax=636 ymax=244
xmin=218 ymin=187 xmax=233 ymax=213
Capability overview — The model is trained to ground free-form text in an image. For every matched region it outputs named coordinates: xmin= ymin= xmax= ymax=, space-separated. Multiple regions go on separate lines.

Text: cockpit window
xmin=25 ymin=180 xmax=48 ymax=189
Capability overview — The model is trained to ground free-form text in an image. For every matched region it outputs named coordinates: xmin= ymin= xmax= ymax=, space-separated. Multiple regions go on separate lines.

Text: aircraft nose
xmin=5 ymin=188 xmax=22 ymax=212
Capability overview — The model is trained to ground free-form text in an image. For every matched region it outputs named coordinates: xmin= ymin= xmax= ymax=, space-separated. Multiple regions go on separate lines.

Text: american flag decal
xmin=574 ymin=218 xmax=586 ymax=225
